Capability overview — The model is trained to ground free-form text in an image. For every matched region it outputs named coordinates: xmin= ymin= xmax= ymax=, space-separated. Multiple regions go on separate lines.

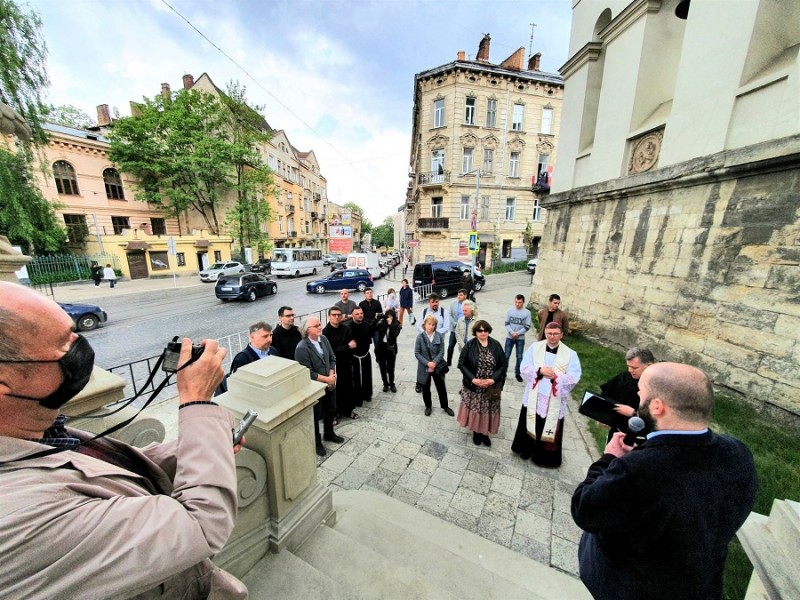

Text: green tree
xmin=371 ymin=216 xmax=394 ymax=248
xmin=45 ymin=104 xmax=94 ymax=129
xmin=109 ymin=88 xmax=242 ymax=235
xmin=0 ymin=148 xmax=66 ymax=254
xmin=219 ymin=81 xmax=274 ymax=258
xmin=0 ymin=0 xmax=49 ymax=145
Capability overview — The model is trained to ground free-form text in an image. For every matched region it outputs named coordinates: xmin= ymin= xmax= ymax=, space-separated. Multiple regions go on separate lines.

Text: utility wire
xmin=159 ymin=0 xmax=393 ymax=204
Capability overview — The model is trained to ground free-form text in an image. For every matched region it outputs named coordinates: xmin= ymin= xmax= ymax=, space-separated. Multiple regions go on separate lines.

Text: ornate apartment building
xmin=405 ymin=35 xmax=564 ymax=266
xmin=32 ymin=121 xmax=232 ymax=279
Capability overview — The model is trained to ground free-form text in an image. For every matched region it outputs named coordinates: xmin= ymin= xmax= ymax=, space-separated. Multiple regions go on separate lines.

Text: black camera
xmin=162 ymin=337 xmax=204 ymax=373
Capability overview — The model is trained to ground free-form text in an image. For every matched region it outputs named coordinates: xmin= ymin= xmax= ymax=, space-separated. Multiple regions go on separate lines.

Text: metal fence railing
xmin=104 ymin=284 xmax=436 ymax=405
xmin=27 ymin=253 xmax=122 ymax=285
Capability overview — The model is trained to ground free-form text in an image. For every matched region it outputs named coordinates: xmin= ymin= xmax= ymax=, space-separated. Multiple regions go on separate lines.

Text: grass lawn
xmin=565 ymin=333 xmax=800 ymax=600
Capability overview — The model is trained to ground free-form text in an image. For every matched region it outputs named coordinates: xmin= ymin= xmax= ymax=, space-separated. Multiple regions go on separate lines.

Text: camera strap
xmin=3 ymin=350 xmax=199 ymax=464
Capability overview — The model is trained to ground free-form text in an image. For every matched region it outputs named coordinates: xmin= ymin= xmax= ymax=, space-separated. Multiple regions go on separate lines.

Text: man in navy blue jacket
xmin=571 ymin=362 xmax=758 ymax=600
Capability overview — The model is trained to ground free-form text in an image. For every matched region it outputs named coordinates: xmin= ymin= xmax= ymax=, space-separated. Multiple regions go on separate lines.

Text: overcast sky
xmin=30 ymin=0 xmax=572 ymax=223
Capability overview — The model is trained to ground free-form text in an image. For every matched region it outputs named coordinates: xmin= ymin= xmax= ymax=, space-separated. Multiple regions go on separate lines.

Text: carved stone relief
xmin=628 ymin=129 xmax=664 ymax=174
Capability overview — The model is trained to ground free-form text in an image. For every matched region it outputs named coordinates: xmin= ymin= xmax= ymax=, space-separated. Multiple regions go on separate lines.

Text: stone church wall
xmin=535 ymin=134 xmax=800 ymax=416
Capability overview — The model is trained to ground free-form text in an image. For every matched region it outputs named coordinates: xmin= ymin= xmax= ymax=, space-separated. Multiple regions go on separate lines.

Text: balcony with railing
xmin=311 ymin=211 xmax=319 ymax=220
xmin=313 ymin=193 xmax=321 ymax=202
xmin=418 ymin=217 xmax=449 ymax=231
xmin=285 ymin=204 xmax=295 ymax=214
xmin=418 ymin=171 xmax=450 ymax=187
xmin=288 ymin=231 xmax=297 ymax=238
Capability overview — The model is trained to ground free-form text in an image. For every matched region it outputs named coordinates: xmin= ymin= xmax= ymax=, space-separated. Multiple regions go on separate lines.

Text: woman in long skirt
xmin=456 ymin=319 xmax=508 ymax=446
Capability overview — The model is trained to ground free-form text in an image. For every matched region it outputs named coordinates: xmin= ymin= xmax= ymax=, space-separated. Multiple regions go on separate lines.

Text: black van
xmin=412 ymin=261 xmax=485 ymax=299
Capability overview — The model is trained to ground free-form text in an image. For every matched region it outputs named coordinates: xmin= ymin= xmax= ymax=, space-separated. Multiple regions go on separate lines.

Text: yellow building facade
xmin=405 ymin=35 xmax=564 ymax=266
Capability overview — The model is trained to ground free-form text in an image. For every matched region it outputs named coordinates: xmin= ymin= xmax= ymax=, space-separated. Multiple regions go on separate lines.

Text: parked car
xmin=329 ymin=256 xmax=347 ymax=272
xmin=413 ymin=260 xmax=487 ymax=298
xmin=249 ymin=258 xmax=271 ymax=274
xmin=215 ymin=273 xmax=277 ymax=302
xmin=322 ymin=254 xmax=336 ymax=265
xmin=58 ymin=301 xmax=107 ymax=332
xmin=306 ymin=269 xmax=373 ymax=294
xmin=527 ymin=258 xmax=538 ymax=274
xmin=199 ymin=261 xmax=245 ymax=282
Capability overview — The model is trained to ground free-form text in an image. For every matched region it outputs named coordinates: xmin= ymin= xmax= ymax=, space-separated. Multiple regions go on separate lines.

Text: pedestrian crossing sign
xmin=468 ymin=232 xmax=479 ymax=254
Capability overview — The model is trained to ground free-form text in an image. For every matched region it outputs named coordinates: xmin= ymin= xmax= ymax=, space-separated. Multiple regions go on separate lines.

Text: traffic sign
xmin=468 ymin=231 xmax=479 ymax=253
xmin=408 ymin=239 xmax=420 ymax=248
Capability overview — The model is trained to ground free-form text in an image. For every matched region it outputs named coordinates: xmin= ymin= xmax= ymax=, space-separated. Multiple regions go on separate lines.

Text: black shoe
xmin=443 ymin=407 xmax=455 ymax=417
xmin=482 ymin=435 xmax=491 ymax=447
xmin=316 ymin=443 xmax=327 ymax=457
xmin=515 ymin=374 xmax=523 ymax=383
xmin=424 ymin=407 xmax=431 ymax=416
xmin=415 ymin=384 xmax=422 ymax=393
xmin=323 ymin=433 xmax=344 ymax=443
xmin=390 ymin=384 xmax=397 ymax=393
xmin=383 ymin=385 xmax=389 ymax=392
xmin=473 ymin=432 xmax=482 ymax=446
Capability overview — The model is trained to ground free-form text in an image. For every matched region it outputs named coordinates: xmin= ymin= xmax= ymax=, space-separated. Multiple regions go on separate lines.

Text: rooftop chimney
xmin=96 ymin=104 xmax=111 ymax=127
xmin=457 ymin=51 xmax=466 ymax=61
xmin=476 ymin=34 xmax=491 ymax=63
xmin=182 ymin=74 xmax=194 ymax=90
xmin=528 ymin=52 xmax=542 ymax=71
xmin=161 ymin=83 xmax=171 ymax=103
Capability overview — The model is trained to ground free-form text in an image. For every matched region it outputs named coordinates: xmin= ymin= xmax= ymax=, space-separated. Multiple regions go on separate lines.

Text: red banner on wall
xmin=329 ymin=237 xmax=353 ymax=253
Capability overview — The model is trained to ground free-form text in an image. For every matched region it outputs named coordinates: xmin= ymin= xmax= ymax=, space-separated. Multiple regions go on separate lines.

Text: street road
xmin=80 ymin=273 xmax=401 ymax=370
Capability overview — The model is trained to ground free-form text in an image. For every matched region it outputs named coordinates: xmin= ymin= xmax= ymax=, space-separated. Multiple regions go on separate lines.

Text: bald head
xmin=0 ymin=282 xmax=73 ymax=360
xmin=640 ymin=362 xmax=714 ymax=424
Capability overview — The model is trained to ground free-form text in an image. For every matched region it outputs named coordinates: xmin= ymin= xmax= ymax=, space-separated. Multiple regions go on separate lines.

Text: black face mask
xmin=0 ymin=335 xmax=95 ymax=409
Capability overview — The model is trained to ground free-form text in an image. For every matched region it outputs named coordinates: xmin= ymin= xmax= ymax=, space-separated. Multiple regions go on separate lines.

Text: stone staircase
xmin=242 ymin=489 xmax=591 ymax=599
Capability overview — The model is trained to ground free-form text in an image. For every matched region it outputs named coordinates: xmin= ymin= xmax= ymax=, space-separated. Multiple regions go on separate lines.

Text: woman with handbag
xmin=456 ymin=319 xmax=508 ymax=446
xmin=414 ymin=315 xmax=453 ymax=417
xmin=375 ymin=308 xmax=402 ymax=393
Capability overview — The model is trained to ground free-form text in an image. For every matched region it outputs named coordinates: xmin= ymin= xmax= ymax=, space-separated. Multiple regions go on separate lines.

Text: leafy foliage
xmin=371 ymin=216 xmax=394 ymax=248
xmin=45 ymin=104 xmax=94 ymax=129
xmin=109 ymin=89 xmax=242 ymax=235
xmin=219 ymin=81 xmax=274 ymax=256
xmin=0 ymin=148 xmax=66 ymax=254
xmin=0 ymin=0 xmax=49 ymax=145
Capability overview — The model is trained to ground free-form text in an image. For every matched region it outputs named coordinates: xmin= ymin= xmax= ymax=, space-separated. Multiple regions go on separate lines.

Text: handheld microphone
xmin=623 ymin=416 xmax=645 ymax=447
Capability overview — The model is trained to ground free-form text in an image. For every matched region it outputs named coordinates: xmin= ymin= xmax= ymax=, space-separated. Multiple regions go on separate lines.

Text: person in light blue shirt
xmin=504 ymin=294 xmax=532 ymax=382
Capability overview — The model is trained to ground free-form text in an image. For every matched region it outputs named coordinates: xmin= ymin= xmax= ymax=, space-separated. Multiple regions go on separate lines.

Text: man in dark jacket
xmin=349 ymin=307 xmax=373 ymax=406
xmin=600 ymin=346 xmax=655 ymax=442
xmin=322 ymin=306 xmax=357 ymax=420
xmin=272 ymin=306 xmax=302 ymax=359
xmin=398 ymin=279 xmax=415 ymax=325
xmin=571 ymin=362 xmax=758 ymax=600
xmin=215 ymin=321 xmax=277 ymax=395
xmin=294 ymin=317 xmax=343 ymax=457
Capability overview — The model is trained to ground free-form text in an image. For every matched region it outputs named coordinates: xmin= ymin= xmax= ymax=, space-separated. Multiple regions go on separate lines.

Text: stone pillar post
xmin=214 ymin=356 xmax=334 ymax=579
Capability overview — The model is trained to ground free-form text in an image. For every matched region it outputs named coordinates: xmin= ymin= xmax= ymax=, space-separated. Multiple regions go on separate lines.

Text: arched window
xmin=53 ymin=160 xmax=79 ymax=195
xmin=103 ymin=168 xmax=125 ymax=200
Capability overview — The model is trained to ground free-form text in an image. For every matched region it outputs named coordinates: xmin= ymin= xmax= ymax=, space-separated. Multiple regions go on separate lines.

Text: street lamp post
xmin=467 ymin=169 xmax=481 ymax=277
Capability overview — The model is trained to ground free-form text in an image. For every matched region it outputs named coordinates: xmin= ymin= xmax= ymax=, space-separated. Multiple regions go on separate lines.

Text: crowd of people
xmin=0 ymin=275 xmax=759 ymax=599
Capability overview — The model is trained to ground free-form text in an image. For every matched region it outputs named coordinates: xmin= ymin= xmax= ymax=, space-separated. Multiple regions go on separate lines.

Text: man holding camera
xmin=571 ymin=362 xmax=758 ymax=600
xmin=0 ymin=282 xmax=246 ymax=598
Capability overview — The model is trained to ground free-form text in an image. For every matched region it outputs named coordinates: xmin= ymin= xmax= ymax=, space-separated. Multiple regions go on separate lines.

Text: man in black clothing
xmin=359 ymin=288 xmax=383 ymax=347
xmin=215 ymin=321 xmax=277 ymax=396
xmin=349 ymin=307 xmax=373 ymax=405
xmin=600 ymin=346 xmax=656 ymax=442
xmin=322 ymin=307 xmax=357 ymax=420
xmin=572 ymin=362 xmax=758 ymax=600
xmin=272 ymin=306 xmax=302 ymax=360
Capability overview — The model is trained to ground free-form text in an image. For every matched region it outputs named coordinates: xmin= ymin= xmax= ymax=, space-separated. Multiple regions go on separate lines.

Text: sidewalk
xmin=44 ymin=274 xmax=204 ymax=303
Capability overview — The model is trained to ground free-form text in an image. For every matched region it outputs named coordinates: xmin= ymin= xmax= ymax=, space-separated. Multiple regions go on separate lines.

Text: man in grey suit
xmin=294 ymin=316 xmax=344 ymax=457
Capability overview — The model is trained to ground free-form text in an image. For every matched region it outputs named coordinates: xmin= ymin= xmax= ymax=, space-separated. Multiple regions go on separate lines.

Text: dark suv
xmin=215 ymin=273 xmax=277 ymax=302
xmin=249 ymin=258 xmax=271 ymax=274
xmin=413 ymin=261 xmax=485 ymax=298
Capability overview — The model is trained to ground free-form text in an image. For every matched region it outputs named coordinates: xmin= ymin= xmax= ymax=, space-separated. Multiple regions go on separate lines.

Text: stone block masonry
xmin=535 ymin=135 xmax=800 ymax=416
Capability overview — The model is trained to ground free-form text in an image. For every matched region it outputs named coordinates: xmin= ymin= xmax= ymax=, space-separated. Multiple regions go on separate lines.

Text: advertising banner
xmin=329 ymin=211 xmax=353 ymax=253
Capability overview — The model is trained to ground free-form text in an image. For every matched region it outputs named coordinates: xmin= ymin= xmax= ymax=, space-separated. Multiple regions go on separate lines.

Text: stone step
xmin=333 ymin=490 xmax=591 ymax=600
xmin=240 ymin=546 xmax=349 ymax=600
xmin=294 ymin=521 xmax=455 ymax=599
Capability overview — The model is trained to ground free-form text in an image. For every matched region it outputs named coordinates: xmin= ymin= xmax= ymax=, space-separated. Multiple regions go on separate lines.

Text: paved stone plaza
xmin=316 ymin=273 xmax=598 ymax=578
